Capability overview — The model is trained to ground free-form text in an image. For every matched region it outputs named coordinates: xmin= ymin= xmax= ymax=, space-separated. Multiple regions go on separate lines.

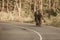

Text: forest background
xmin=0 ymin=0 xmax=60 ymax=27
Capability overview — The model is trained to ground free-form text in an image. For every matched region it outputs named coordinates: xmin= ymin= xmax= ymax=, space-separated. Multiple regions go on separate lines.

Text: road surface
xmin=0 ymin=22 xmax=60 ymax=40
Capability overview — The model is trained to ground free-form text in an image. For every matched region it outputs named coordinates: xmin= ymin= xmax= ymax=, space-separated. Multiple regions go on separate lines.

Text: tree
xmin=2 ymin=0 xmax=4 ymax=11
xmin=40 ymin=0 xmax=43 ymax=15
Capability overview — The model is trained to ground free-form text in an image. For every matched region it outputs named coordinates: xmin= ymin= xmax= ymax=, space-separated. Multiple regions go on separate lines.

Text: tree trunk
xmin=6 ymin=0 xmax=8 ymax=12
xmin=0 ymin=1 xmax=1 ymax=11
xmin=15 ymin=0 xmax=21 ymax=17
xmin=40 ymin=0 xmax=43 ymax=15
xmin=18 ymin=0 xmax=21 ymax=17
xmin=49 ymin=0 xmax=51 ymax=10
xmin=2 ymin=0 xmax=4 ymax=11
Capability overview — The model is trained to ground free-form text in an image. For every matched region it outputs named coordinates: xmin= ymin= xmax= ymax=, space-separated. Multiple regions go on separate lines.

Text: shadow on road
xmin=17 ymin=23 xmax=41 ymax=28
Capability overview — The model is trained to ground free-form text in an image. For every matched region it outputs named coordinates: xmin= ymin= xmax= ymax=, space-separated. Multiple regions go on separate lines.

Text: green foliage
xmin=31 ymin=4 xmax=34 ymax=11
xmin=50 ymin=9 xmax=57 ymax=16
xmin=45 ymin=9 xmax=57 ymax=17
xmin=0 ymin=0 xmax=2 ymax=1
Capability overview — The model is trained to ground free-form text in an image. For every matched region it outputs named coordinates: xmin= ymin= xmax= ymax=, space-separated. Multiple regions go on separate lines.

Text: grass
xmin=0 ymin=11 xmax=34 ymax=23
xmin=0 ymin=11 xmax=60 ymax=27
xmin=45 ymin=14 xmax=60 ymax=27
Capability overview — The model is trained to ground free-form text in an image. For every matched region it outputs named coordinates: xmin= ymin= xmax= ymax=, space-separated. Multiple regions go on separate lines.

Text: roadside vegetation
xmin=0 ymin=0 xmax=60 ymax=27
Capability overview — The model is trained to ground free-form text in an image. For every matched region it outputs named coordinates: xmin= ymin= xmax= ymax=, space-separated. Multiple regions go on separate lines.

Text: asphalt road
xmin=0 ymin=22 xmax=60 ymax=40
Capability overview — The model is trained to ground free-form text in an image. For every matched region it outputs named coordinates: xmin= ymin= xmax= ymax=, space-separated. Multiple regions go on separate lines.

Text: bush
xmin=50 ymin=9 xmax=57 ymax=16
